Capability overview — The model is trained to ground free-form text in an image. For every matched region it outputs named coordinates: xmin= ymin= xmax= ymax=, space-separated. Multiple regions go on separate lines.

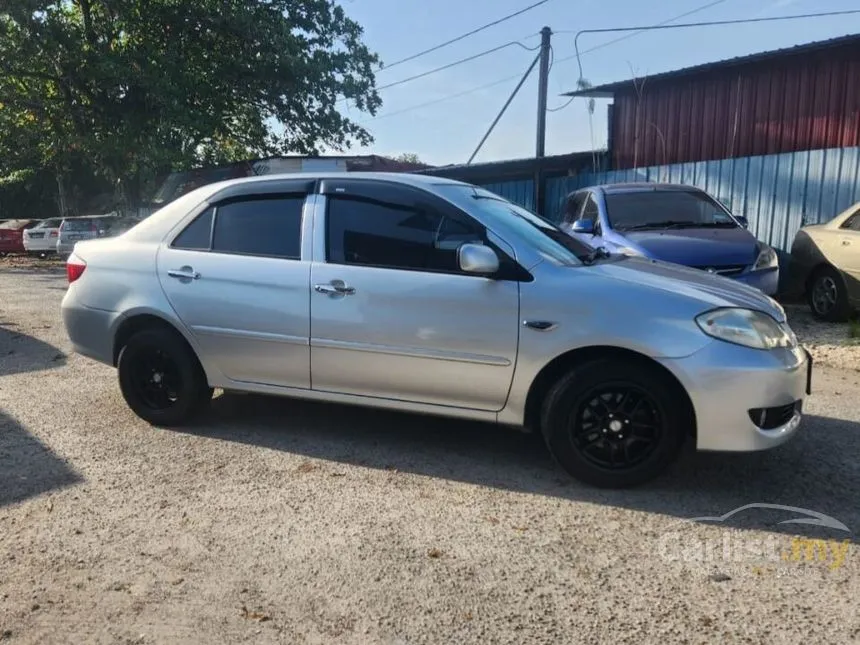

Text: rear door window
xmin=64 ymin=219 xmax=97 ymax=231
xmin=211 ymin=195 xmax=304 ymax=259
xmin=172 ymin=209 xmax=214 ymax=250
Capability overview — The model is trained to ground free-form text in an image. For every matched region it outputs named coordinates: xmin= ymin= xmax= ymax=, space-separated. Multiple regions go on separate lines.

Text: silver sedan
xmin=61 ymin=173 xmax=811 ymax=487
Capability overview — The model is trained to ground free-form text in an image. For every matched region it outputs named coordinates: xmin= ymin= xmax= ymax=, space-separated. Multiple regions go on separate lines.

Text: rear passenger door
xmin=156 ymin=181 xmax=313 ymax=388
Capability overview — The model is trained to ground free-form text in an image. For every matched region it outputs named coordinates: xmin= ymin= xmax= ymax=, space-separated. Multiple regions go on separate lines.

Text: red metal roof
xmin=564 ymin=33 xmax=860 ymax=97
xmin=581 ymin=35 xmax=860 ymax=169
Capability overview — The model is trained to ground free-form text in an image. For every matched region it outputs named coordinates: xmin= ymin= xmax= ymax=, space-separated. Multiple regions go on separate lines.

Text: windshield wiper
xmin=581 ymin=246 xmax=612 ymax=265
xmin=692 ymin=221 xmax=738 ymax=228
xmin=619 ymin=220 xmax=700 ymax=231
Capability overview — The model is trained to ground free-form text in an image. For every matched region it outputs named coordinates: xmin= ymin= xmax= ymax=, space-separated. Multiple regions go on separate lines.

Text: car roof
xmin=0 ymin=218 xmax=34 ymax=229
xmin=197 ymin=171 xmax=468 ymax=195
xmin=123 ymin=172 xmax=473 ymax=244
xmin=581 ymin=183 xmax=706 ymax=195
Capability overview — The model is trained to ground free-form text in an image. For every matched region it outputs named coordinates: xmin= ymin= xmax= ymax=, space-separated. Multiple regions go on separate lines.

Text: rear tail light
xmin=67 ymin=255 xmax=86 ymax=283
xmin=50 ymin=230 xmax=58 ymax=237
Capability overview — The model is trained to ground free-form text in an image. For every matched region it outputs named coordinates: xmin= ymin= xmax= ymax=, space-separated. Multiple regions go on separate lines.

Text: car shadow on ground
xmin=0 ymin=323 xmax=67 ymax=375
xmin=0 ymin=325 xmax=82 ymax=507
xmin=183 ymin=393 xmax=859 ymax=542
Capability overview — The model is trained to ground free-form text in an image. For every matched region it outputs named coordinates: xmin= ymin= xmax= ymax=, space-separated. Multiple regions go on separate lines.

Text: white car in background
xmin=22 ymin=218 xmax=62 ymax=255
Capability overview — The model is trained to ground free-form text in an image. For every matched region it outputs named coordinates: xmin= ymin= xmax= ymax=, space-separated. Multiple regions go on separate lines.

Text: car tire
xmin=117 ymin=327 xmax=212 ymax=426
xmin=807 ymin=266 xmax=851 ymax=322
xmin=540 ymin=357 xmax=689 ymax=488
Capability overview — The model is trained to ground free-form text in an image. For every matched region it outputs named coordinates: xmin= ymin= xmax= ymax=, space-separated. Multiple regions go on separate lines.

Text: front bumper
xmin=734 ymin=266 xmax=779 ymax=296
xmin=660 ymin=340 xmax=810 ymax=452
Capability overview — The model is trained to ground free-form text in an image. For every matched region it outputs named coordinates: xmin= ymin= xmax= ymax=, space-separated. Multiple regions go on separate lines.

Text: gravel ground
xmin=1 ymin=264 xmax=859 ymax=645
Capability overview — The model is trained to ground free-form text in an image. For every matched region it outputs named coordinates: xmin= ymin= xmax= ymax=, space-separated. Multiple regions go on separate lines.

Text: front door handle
xmin=842 ymin=239 xmax=851 ymax=246
xmin=314 ymin=281 xmax=355 ymax=296
xmin=167 ymin=267 xmax=201 ymax=280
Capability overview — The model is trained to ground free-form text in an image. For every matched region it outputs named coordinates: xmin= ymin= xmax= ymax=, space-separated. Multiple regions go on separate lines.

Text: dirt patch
xmin=0 ymin=255 xmax=65 ymax=273
xmin=785 ymin=304 xmax=860 ymax=371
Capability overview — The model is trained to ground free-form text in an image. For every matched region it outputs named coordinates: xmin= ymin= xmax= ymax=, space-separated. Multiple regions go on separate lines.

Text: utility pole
xmin=536 ymin=26 xmax=551 ymax=158
xmin=534 ymin=26 xmax=552 ymax=216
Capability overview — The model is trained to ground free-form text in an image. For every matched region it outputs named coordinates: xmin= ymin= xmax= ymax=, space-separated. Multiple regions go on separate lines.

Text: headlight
xmin=753 ymin=245 xmax=778 ymax=270
xmin=695 ymin=308 xmax=796 ymax=350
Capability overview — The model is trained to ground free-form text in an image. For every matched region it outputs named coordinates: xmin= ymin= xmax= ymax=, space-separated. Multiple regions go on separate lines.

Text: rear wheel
xmin=117 ymin=327 xmax=212 ymax=426
xmin=540 ymin=358 xmax=689 ymax=488
xmin=807 ymin=266 xmax=850 ymax=322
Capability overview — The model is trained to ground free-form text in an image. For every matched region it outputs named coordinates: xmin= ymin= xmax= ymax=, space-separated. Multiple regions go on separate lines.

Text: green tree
xmin=392 ymin=153 xmax=425 ymax=165
xmin=0 ymin=0 xmax=381 ymax=208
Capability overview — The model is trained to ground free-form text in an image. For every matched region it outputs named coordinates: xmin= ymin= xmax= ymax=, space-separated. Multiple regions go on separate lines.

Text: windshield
xmin=436 ymin=184 xmax=593 ymax=265
xmin=605 ymin=189 xmax=738 ymax=231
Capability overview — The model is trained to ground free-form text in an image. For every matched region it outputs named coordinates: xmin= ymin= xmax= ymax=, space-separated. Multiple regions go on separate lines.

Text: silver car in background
xmin=61 ymin=173 xmax=811 ymax=488
xmin=56 ymin=215 xmax=114 ymax=255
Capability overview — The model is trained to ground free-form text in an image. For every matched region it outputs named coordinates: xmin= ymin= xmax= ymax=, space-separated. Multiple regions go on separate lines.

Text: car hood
xmin=591 ymin=256 xmax=785 ymax=321
xmin=620 ymin=226 xmax=758 ymax=266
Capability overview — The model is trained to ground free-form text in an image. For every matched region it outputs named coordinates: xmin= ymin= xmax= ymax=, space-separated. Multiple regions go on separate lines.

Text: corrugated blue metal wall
xmin=538 ymin=146 xmax=860 ymax=253
xmin=479 ymin=180 xmax=535 ymax=212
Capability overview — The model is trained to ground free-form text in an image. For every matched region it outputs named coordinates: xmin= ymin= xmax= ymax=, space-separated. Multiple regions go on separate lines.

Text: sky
xmin=337 ymin=0 xmax=860 ymax=166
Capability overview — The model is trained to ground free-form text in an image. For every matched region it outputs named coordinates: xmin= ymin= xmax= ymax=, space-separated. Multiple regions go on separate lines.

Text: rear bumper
xmin=734 ymin=266 xmax=779 ymax=296
xmin=660 ymin=340 xmax=809 ymax=452
xmin=61 ymin=291 xmax=116 ymax=365
xmin=23 ymin=238 xmax=56 ymax=252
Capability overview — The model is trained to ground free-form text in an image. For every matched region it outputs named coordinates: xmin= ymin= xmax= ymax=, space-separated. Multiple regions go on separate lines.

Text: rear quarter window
xmin=63 ymin=219 xmax=98 ymax=231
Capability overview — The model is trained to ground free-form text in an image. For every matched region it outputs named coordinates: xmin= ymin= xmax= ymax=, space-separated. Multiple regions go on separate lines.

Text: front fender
xmin=500 ymin=266 xmax=712 ymax=426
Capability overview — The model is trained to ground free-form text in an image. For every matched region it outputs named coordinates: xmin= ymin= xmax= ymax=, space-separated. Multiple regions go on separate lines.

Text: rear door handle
xmin=842 ymin=239 xmax=851 ymax=246
xmin=314 ymin=282 xmax=355 ymax=296
xmin=167 ymin=267 xmax=201 ymax=280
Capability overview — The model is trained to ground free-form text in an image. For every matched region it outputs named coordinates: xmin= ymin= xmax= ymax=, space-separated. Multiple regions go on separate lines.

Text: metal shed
xmin=565 ymin=34 xmax=860 ymax=170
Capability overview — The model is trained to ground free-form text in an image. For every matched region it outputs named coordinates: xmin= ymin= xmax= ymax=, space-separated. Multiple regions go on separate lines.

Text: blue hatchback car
xmin=559 ymin=183 xmax=779 ymax=295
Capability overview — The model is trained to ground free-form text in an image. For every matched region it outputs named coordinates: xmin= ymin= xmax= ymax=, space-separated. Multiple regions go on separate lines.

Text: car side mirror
xmin=458 ymin=243 xmax=499 ymax=275
xmin=572 ymin=218 xmax=595 ymax=234
xmin=735 ymin=215 xmax=749 ymax=229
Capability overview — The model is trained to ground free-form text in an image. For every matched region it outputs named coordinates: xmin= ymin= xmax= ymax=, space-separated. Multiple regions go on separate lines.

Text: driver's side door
xmin=309 ymin=179 xmax=521 ymax=411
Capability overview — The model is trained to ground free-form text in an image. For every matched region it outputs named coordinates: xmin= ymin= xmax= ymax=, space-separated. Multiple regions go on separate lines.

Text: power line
xmin=375 ymin=41 xmax=539 ymax=93
xmin=560 ymin=8 xmax=860 ymax=83
xmin=366 ymin=0 xmax=725 ymax=121
xmin=547 ymin=0 xmax=729 ymax=111
xmin=376 ymin=0 xmax=553 ymax=72
xmin=547 ymin=96 xmax=575 ymax=112
xmin=364 ymin=9 xmax=860 ymax=123
xmin=359 ymin=73 xmax=528 ymax=124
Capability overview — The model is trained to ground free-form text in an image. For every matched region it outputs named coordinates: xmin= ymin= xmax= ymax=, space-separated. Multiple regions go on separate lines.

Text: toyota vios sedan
xmin=61 ymin=173 xmax=811 ymax=488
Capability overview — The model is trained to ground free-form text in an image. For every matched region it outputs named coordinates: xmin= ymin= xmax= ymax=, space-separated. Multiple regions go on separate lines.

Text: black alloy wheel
xmin=117 ymin=327 xmax=212 ymax=426
xmin=568 ymin=383 xmax=663 ymax=470
xmin=541 ymin=357 xmax=689 ymax=488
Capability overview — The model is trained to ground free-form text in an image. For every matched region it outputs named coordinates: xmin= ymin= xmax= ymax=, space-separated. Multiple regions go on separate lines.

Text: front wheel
xmin=540 ymin=358 xmax=690 ymax=488
xmin=117 ymin=327 xmax=212 ymax=426
xmin=807 ymin=266 xmax=851 ymax=322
